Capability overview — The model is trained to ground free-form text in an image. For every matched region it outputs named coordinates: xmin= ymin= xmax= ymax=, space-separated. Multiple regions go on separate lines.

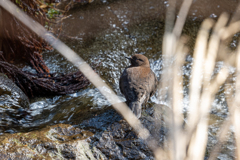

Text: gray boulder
xmin=0 ymin=73 xmax=30 ymax=131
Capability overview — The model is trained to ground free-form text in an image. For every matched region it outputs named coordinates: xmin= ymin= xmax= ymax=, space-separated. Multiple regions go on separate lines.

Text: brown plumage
xmin=119 ymin=54 xmax=158 ymax=118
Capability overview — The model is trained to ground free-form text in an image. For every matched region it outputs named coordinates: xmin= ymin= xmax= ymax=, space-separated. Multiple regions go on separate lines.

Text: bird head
xmin=125 ymin=54 xmax=150 ymax=67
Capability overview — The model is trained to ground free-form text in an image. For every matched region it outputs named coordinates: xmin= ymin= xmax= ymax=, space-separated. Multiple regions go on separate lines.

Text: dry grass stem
xmin=220 ymin=21 xmax=240 ymax=40
xmin=186 ymin=14 xmax=230 ymax=160
xmin=232 ymin=42 xmax=240 ymax=160
xmin=172 ymin=0 xmax=193 ymax=38
xmin=229 ymin=3 xmax=240 ymax=24
xmin=159 ymin=0 xmax=177 ymax=107
xmin=208 ymin=118 xmax=231 ymax=160
xmin=232 ymin=107 xmax=240 ymax=160
xmin=0 ymin=7 xmax=2 ymax=51
xmin=187 ymin=67 xmax=229 ymax=160
xmin=204 ymin=13 xmax=229 ymax=81
xmin=164 ymin=0 xmax=176 ymax=33
xmin=187 ymin=18 xmax=214 ymax=132
xmin=153 ymin=104 xmax=172 ymax=160
xmin=172 ymin=37 xmax=188 ymax=160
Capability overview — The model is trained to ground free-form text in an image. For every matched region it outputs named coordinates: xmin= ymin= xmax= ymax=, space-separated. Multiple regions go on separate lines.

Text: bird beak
xmin=125 ymin=56 xmax=131 ymax=60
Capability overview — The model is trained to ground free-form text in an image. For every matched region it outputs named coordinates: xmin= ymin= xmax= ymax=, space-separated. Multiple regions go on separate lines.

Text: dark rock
xmin=0 ymin=107 xmax=167 ymax=159
xmin=0 ymin=73 xmax=29 ymax=108
xmin=0 ymin=73 xmax=30 ymax=132
xmin=79 ymin=109 xmax=164 ymax=160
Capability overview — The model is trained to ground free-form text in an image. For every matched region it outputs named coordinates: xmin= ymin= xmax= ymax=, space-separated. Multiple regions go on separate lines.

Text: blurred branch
xmin=232 ymin=41 xmax=240 ymax=160
xmin=0 ymin=7 xmax=2 ymax=51
xmin=187 ymin=18 xmax=214 ymax=134
xmin=172 ymin=37 xmax=188 ymax=160
xmin=160 ymin=0 xmax=177 ymax=106
xmin=208 ymin=86 xmax=233 ymax=160
xmin=164 ymin=0 xmax=176 ymax=33
xmin=187 ymin=14 xmax=230 ymax=160
xmin=187 ymin=67 xmax=229 ymax=160
xmin=208 ymin=118 xmax=231 ymax=160
xmin=229 ymin=3 xmax=240 ymax=24
xmin=173 ymin=0 xmax=193 ymax=39
xmin=217 ymin=19 xmax=240 ymax=67
xmin=220 ymin=21 xmax=240 ymax=40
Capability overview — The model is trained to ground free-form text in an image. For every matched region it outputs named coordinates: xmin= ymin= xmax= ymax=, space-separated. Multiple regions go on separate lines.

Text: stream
xmin=0 ymin=0 xmax=239 ymax=159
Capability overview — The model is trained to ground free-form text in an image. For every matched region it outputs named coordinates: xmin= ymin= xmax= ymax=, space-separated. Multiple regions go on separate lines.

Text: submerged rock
xmin=0 ymin=73 xmax=30 ymax=132
xmin=0 ymin=73 xmax=29 ymax=108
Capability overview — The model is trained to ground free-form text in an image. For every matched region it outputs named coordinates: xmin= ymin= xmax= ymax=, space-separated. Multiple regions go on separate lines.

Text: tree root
xmin=0 ymin=60 xmax=90 ymax=98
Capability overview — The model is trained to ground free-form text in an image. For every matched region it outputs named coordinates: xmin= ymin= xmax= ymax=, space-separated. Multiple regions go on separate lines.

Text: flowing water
xmin=1 ymin=0 xmax=240 ymax=159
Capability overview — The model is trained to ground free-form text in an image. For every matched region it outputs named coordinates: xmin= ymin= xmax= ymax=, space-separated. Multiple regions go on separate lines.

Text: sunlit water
xmin=25 ymin=20 xmax=165 ymax=128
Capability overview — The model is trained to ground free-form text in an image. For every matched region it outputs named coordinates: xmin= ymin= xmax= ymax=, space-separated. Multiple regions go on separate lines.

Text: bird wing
xmin=119 ymin=67 xmax=139 ymax=102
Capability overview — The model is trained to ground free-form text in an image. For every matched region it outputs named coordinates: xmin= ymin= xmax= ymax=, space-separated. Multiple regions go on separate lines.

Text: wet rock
xmin=0 ymin=124 xmax=103 ymax=159
xmin=0 ymin=73 xmax=29 ymax=108
xmin=80 ymin=107 xmax=166 ymax=159
xmin=84 ymin=108 xmax=166 ymax=160
xmin=0 ymin=74 xmax=30 ymax=132
xmin=0 ymin=107 xmax=166 ymax=159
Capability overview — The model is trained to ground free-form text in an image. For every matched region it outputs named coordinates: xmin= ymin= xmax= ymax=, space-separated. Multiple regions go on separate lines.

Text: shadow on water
xmin=0 ymin=0 xmax=239 ymax=158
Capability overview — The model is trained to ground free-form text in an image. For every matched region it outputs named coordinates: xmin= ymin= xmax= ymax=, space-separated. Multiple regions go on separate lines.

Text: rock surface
xmin=0 ymin=108 xmax=166 ymax=159
xmin=0 ymin=73 xmax=29 ymax=108
xmin=0 ymin=73 xmax=30 ymax=133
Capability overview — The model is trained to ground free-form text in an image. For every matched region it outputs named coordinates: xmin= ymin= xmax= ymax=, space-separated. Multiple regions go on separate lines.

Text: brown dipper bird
xmin=119 ymin=54 xmax=158 ymax=118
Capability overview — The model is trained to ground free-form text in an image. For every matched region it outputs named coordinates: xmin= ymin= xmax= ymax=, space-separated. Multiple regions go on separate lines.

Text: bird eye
xmin=138 ymin=59 xmax=143 ymax=62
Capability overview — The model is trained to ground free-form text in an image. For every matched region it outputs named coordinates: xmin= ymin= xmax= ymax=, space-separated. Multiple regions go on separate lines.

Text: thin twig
xmin=187 ymin=14 xmax=229 ymax=160
xmin=0 ymin=7 xmax=2 ymax=51
xmin=172 ymin=37 xmax=188 ymax=160
xmin=186 ymin=18 xmax=214 ymax=134
xmin=208 ymin=85 xmax=233 ymax=160
xmin=172 ymin=0 xmax=193 ymax=39
xmin=187 ymin=67 xmax=229 ymax=160
xmin=232 ymin=41 xmax=240 ymax=160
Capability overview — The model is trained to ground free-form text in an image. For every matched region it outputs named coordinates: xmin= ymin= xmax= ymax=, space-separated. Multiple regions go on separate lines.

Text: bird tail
xmin=129 ymin=102 xmax=142 ymax=118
